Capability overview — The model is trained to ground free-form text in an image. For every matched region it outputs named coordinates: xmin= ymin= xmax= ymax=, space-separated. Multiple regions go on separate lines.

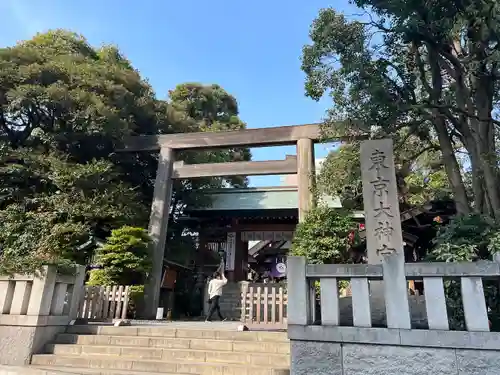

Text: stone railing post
xmin=27 ymin=266 xmax=57 ymax=316
xmin=68 ymin=265 xmax=87 ymax=320
xmin=287 ymin=256 xmax=310 ymax=325
xmin=0 ymin=265 xmax=86 ymax=365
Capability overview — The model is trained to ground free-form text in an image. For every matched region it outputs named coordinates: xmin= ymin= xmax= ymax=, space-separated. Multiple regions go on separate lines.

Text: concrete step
xmin=65 ymin=326 xmax=288 ymax=342
xmin=33 ymin=367 xmax=189 ymax=375
xmin=47 ymin=344 xmax=289 ymax=367
xmin=1 ymin=366 xmax=188 ymax=375
xmin=31 ymin=355 xmax=290 ymax=375
xmin=54 ymin=334 xmax=290 ymax=354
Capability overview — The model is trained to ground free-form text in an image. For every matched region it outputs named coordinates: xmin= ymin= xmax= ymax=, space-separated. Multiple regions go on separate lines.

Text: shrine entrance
xmin=120 ymin=124 xmax=323 ymax=318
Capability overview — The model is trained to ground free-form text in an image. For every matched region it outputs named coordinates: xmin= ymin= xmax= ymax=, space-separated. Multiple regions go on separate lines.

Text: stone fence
xmin=0 ymin=265 xmax=86 ymax=365
xmin=287 ymin=255 xmax=500 ymax=375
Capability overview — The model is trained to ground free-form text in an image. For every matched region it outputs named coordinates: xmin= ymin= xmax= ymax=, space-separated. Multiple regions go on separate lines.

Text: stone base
xmin=0 ymin=325 xmax=66 ymax=365
xmin=291 ymin=340 xmax=500 ymax=375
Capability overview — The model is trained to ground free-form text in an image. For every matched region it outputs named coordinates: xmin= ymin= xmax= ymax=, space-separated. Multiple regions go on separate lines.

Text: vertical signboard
xmin=225 ymin=232 xmax=236 ymax=271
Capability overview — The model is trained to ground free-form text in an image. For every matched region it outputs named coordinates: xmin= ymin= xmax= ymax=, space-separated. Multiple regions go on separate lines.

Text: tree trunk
xmin=433 ymin=114 xmax=471 ymax=215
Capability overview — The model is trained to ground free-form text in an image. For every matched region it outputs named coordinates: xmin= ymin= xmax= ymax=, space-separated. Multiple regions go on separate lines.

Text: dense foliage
xmin=87 ymin=226 xmax=152 ymax=286
xmin=0 ymin=30 xmax=250 ymax=275
xmin=302 ymin=2 xmax=500 ymax=218
xmin=290 ymin=206 xmax=357 ymax=264
xmin=317 ymin=141 xmax=450 ymax=210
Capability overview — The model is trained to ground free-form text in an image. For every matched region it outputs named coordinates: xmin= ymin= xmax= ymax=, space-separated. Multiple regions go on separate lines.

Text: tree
xmin=169 ymin=83 xmax=251 ymax=188
xmin=317 ymin=140 xmax=450 ymax=211
xmin=0 ymin=30 xmax=159 ymax=274
xmin=87 ymin=226 xmax=152 ymax=286
xmin=290 ymin=206 xmax=357 ymax=264
xmin=0 ymin=147 xmax=144 ymax=275
xmin=164 ymin=83 xmax=252 ymax=264
xmin=301 ymin=3 xmax=500 ymax=219
xmin=0 ymin=30 xmax=251 ymax=275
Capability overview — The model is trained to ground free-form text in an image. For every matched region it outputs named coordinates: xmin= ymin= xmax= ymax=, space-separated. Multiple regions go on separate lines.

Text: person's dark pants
xmin=207 ymin=295 xmax=224 ymax=321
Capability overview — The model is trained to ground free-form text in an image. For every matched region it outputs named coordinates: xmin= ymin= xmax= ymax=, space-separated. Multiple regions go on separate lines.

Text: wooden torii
xmin=121 ymin=123 xmax=321 ymax=318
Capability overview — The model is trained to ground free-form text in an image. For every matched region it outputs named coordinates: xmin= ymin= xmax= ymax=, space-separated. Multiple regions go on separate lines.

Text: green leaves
xmin=430 ymin=214 xmax=498 ymax=262
xmin=290 ymin=206 xmax=356 ymax=264
xmin=0 ymin=146 xmax=145 ymax=275
xmin=87 ymin=226 xmax=152 ymax=286
xmin=0 ymin=30 xmax=252 ymax=278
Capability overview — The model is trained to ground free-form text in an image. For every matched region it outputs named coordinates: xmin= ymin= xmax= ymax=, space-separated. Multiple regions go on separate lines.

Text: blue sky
xmin=0 ymin=0 xmax=360 ymax=186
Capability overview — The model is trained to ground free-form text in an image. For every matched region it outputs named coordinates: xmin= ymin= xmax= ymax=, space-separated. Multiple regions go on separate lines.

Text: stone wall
xmin=0 ymin=266 xmax=86 ymax=365
xmin=289 ymin=325 xmax=500 ymax=375
xmin=0 ymin=324 xmax=66 ymax=365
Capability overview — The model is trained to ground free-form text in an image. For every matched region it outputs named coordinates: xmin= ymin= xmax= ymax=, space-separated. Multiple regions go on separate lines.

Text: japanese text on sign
xmin=369 ymin=149 xmax=396 ymax=256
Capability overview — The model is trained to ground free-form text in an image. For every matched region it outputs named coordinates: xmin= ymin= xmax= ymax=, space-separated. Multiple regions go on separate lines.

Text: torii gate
xmin=121 ymin=123 xmax=322 ymax=318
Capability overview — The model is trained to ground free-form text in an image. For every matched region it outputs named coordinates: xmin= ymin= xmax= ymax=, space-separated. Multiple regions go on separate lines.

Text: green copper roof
xmin=189 ymin=186 xmax=343 ymax=211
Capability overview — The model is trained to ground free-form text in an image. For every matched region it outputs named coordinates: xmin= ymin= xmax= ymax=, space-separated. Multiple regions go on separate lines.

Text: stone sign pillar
xmin=360 ymin=139 xmax=410 ymax=329
xmin=143 ymin=146 xmax=175 ymax=319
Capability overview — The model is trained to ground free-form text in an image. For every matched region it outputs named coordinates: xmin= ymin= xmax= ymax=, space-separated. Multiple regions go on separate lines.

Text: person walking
xmin=206 ymin=271 xmax=227 ymax=322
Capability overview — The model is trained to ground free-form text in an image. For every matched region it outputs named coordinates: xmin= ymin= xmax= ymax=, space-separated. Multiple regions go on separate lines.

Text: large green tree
xmin=302 ymin=2 xmax=500 ymax=219
xmin=0 ymin=30 xmax=250 ymax=273
xmin=162 ymin=83 xmax=252 ymax=264
xmin=317 ymin=139 xmax=450 ymax=211
xmin=0 ymin=30 xmax=159 ymax=273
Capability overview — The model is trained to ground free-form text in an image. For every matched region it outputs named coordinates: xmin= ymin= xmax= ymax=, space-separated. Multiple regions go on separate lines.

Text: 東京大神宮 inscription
xmin=361 ymin=140 xmax=404 ymax=262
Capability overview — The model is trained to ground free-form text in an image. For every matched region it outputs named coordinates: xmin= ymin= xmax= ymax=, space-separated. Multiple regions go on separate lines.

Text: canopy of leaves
xmin=0 ymin=147 xmax=144 ymax=275
xmin=318 ymin=141 xmax=450 ymax=210
xmin=87 ymin=226 xmax=152 ymax=286
xmin=0 ymin=30 xmax=251 ymax=275
xmin=302 ymin=3 xmax=500 ymax=219
xmin=290 ymin=206 xmax=357 ymax=264
xmin=169 ymin=83 xmax=251 ymax=189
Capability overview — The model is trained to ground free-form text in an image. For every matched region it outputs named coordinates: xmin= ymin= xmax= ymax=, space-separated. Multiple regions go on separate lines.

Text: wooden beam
xmin=233 ymin=223 xmax=297 ymax=232
xmin=172 ymin=155 xmax=297 ymax=179
xmin=120 ymin=123 xmax=322 ymax=151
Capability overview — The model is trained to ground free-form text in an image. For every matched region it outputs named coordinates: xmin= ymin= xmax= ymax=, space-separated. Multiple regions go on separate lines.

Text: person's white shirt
xmin=208 ymin=273 xmax=228 ymax=299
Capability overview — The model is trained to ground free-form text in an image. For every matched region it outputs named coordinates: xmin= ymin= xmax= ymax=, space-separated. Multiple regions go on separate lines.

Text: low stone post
xmin=68 ymin=266 xmax=86 ymax=320
xmin=287 ymin=256 xmax=311 ymax=325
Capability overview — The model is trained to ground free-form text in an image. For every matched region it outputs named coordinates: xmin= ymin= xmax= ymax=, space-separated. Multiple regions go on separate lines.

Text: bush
xmin=291 ymin=206 xmax=357 ymax=297
xmin=87 ymin=226 xmax=152 ymax=286
xmin=429 ymin=214 xmax=500 ymax=330
xmin=290 ymin=206 xmax=357 ymax=264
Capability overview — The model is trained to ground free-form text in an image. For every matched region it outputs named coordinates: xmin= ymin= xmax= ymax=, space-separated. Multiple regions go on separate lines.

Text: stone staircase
xmin=24 ymin=325 xmax=290 ymax=375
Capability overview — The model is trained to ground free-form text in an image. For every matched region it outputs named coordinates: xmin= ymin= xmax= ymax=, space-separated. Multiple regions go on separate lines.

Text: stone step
xmin=65 ymin=326 xmax=288 ymax=342
xmin=54 ymin=335 xmax=290 ymax=354
xmin=47 ymin=344 xmax=289 ymax=367
xmin=33 ymin=366 xmax=190 ymax=375
xmin=31 ymin=355 xmax=290 ymax=375
xmin=16 ymin=366 xmax=188 ymax=375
